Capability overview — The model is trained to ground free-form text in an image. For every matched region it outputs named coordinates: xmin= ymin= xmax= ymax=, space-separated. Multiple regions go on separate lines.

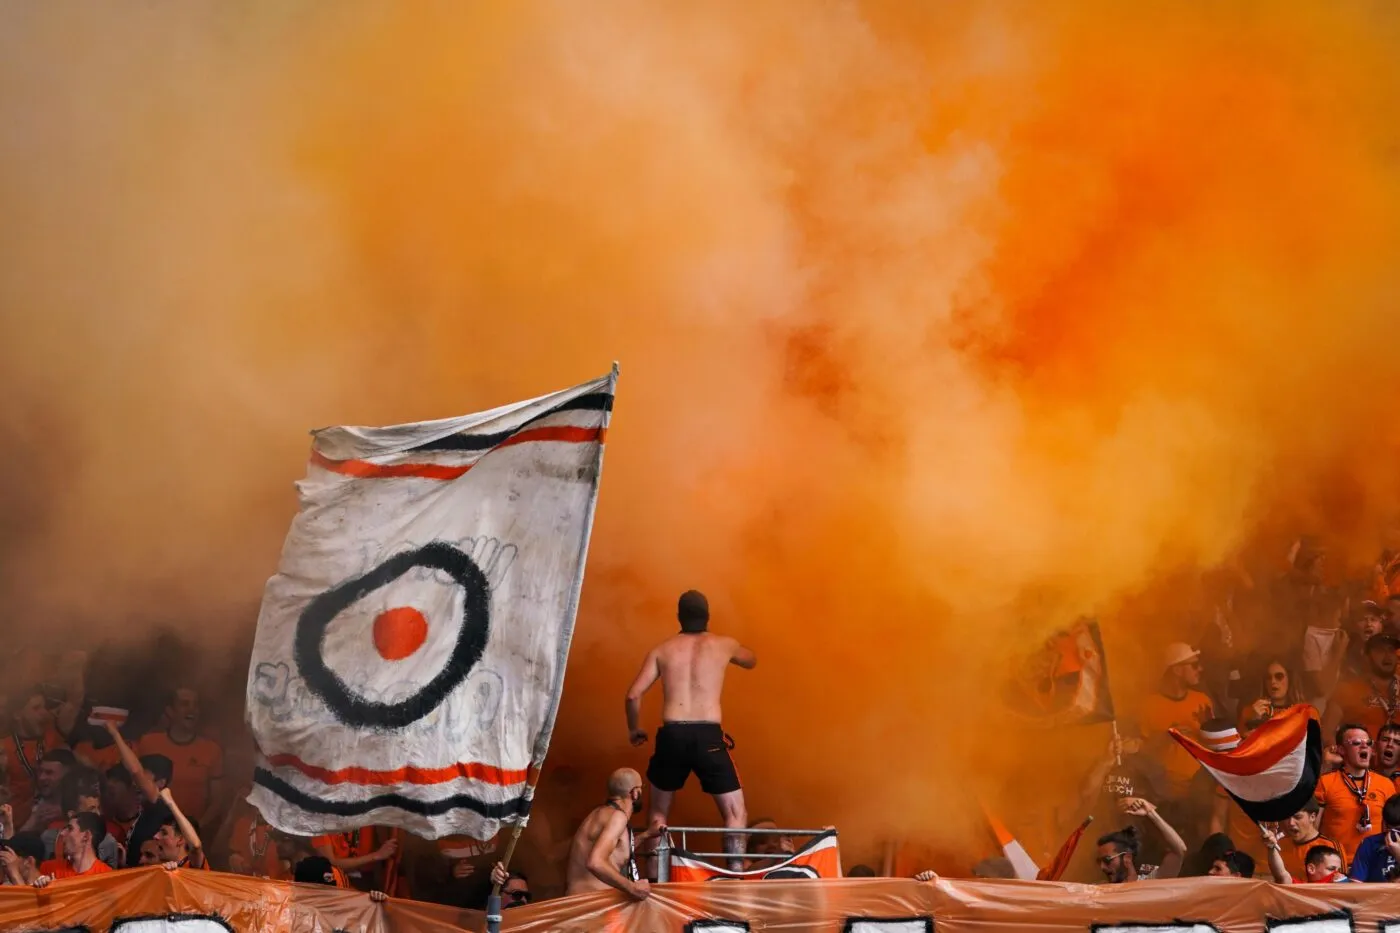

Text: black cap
xmin=0 ymin=833 xmax=46 ymax=864
xmin=294 ymin=855 xmax=337 ymax=886
xmin=1366 ymin=633 xmax=1400 ymax=653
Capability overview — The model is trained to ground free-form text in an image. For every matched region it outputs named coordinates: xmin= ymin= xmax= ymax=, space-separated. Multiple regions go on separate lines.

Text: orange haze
xmin=3 ymin=1 xmax=1400 ymax=866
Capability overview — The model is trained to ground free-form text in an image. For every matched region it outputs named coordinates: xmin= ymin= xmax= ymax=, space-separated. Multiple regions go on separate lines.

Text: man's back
xmin=655 ymin=633 xmax=740 ymax=724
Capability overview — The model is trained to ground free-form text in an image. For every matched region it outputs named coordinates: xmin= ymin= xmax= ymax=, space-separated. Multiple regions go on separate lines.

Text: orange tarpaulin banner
xmin=14 ymin=867 xmax=1400 ymax=931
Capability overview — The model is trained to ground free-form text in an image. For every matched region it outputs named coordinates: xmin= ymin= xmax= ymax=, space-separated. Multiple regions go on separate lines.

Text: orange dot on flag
xmin=373 ymin=607 xmax=428 ymax=660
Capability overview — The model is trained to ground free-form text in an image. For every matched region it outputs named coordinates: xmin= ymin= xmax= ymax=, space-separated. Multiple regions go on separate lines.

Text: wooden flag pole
xmin=485 ymin=819 xmax=528 ymax=933
xmin=383 ymin=827 xmax=402 ymax=898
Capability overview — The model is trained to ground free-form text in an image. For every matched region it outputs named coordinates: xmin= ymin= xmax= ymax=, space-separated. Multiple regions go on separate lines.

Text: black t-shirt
xmin=124 ymin=799 xmax=172 ymax=868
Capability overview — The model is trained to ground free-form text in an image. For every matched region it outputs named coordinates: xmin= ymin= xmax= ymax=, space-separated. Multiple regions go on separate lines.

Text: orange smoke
xmin=3 ymin=1 xmax=1400 ymax=866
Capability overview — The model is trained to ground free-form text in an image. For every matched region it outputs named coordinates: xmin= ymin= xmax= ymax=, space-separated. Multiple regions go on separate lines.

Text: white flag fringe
xmin=245 ymin=367 xmax=616 ymax=839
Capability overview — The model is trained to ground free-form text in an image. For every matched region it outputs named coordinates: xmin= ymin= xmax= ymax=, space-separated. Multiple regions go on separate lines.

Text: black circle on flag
xmin=294 ymin=541 xmax=490 ymax=730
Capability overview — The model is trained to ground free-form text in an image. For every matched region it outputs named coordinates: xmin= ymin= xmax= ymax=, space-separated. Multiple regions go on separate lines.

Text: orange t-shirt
xmin=71 ymin=740 xmax=122 ymax=772
xmin=39 ymin=857 xmax=113 ymax=880
xmin=135 ymin=732 xmax=224 ymax=819
xmin=1328 ymin=679 xmax=1400 ymax=739
xmin=1280 ymin=833 xmax=1345 ymax=881
xmin=1314 ymin=770 xmax=1396 ymax=860
xmin=2 ymin=728 xmax=67 ymax=827
xmin=312 ymin=828 xmax=376 ymax=862
xmin=1137 ymin=690 xmax=1214 ymax=798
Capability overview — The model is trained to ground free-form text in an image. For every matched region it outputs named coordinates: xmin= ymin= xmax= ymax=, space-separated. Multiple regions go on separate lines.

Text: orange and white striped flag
xmin=983 ymin=807 xmax=1040 ymax=880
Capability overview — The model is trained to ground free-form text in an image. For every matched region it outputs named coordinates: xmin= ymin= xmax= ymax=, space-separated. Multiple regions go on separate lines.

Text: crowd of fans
xmin=1082 ymin=539 xmax=1400 ymax=885
xmin=8 ymin=536 xmax=1400 ymax=902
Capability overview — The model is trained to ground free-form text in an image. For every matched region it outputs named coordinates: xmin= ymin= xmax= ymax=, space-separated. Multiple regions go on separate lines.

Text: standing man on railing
xmin=626 ymin=590 xmax=756 ymax=870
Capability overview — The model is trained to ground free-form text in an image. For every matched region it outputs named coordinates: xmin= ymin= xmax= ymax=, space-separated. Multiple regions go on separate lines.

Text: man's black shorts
xmin=646 ymin=721 xmax=741 ymax=795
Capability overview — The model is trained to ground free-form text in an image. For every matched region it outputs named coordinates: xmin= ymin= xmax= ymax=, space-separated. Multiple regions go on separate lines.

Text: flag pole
xmin=1112 ymin=720 xmax=1122 ymax=766
xmin=489 ymin=363 xmax=618 ymax=933
xmin=485 ymin=819 xmax=529 ymax=933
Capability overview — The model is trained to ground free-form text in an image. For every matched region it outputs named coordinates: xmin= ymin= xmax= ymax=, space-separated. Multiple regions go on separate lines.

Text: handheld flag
xmin=245 ymin=368 xmax=616 ymax=839
xmin=983 ymin=806 xmax=1040 ymax=880
xmin=1037 ymin=815 xmax=1093 ymax=881
xmin=1169 ymin=704 xmax=1321 ymax=823
xmin=1006 ymin=618 xmax=1115 ymax=727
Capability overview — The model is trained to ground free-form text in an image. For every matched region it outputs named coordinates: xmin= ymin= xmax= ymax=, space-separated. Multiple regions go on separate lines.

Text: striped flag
xmin=1169 ymin=704 xmax=1321 ymax=823
xmin=246 ymin=368 xmax=616 ymax=839
xmin=87 ymin=706 xmax=129 ymax=728
xmin=983 ymin=807 xmax=1040 ymax=880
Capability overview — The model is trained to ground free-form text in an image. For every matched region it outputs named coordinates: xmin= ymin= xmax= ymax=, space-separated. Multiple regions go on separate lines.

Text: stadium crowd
xmin=7 ymin=539 xmax=1400 ymax=902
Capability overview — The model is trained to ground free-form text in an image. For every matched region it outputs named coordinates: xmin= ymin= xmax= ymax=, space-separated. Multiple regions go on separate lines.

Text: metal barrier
xmin=654 ymin=825 xmax=835 ymax=882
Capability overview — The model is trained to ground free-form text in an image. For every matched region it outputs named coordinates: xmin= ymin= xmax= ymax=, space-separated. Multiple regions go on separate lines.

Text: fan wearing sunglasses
xmin=1096 ymin=798 xmax=1187 ymax=884
xmin=488 ymin=862 xmax=532 ymax=907
xmin=1315 ymin=723 xmax=1395 ymax=861
xmin=1137 ymin=643 xmax=1214 ymax=805
xmin=1238 ymin=659 xmax=1309 ymax=738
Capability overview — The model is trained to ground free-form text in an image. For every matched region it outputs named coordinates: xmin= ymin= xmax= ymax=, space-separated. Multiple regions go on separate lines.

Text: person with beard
xmin=1095 ymin=798 xmax=1187 ymax=885
xmin=1315 ymin=724 xmax=1396 ymax=862
xmin=565 ymin=768 xmax=652 ymax=900
xmin=1375 ymin=723 xmax=1400 ymax=782
xmin=1238 ymin=659 xmax=1309 ymax=737
xmin=1137 ymin=644 xmax=1214 ymax=819
xmin=1323 ymin=634 xmax=1400 ymax=745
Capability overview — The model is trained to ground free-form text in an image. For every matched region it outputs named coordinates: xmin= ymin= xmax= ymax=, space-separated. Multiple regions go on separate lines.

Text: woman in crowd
xmin=1237 ymin=657 xmax=1309 ymax=737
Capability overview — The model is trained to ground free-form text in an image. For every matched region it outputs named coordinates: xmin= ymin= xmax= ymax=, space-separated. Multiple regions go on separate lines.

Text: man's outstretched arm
xmin=729 ymin=641 xmax=757 ymax=670
xmin=625 ymin=651 xmax=660 ymax=745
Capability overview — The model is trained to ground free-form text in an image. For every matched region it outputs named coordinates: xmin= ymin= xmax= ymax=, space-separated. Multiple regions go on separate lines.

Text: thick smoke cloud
xmin=4 ymin=1 xmax=1400 ymax=864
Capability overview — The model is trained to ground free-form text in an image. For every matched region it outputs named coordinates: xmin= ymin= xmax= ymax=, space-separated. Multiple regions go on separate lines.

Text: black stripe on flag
xmin=1222 ymin=718 xmax=1323 ymax=824
xmin=253 ymin=768 xmax=532 ymax=820
xmin=412 ymin=392 xmax=614 ymax=453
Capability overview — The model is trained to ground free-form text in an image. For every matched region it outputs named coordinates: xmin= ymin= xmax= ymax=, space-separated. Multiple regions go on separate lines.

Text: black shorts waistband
xmin=661 ymin=720 xmax=722 ymax=727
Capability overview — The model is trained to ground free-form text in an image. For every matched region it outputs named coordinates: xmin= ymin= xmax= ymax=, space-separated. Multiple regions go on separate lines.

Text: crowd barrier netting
xmin=3 ymin=866 xmax=1398 ymax=932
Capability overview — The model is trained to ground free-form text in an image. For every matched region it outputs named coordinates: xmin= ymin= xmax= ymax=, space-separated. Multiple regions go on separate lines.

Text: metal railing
xmin=654 ymin=826 xmax=836 ymax=882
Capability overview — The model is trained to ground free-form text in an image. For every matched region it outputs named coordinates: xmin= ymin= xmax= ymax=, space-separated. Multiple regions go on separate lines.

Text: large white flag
xmin=245 ymin=367 xmax=616 ymax=839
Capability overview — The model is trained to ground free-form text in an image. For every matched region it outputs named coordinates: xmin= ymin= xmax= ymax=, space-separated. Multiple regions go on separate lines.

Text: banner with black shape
xmin=245 ymin=368 xmax=616 ymax=839
xmin=669 ymin=831 xmax=843 ymax=882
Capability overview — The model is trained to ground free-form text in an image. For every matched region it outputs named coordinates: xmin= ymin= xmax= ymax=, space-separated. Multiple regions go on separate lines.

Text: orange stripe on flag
xmin=986 ymin=813 xmax=1014 ymax=848
xmin=1169 ymin=703 xmax=1314 ymax=776
xmin=310 ymin=426 xmax=605 ymax=480
xmin=266 ymin=753 xmax=539 ymax=788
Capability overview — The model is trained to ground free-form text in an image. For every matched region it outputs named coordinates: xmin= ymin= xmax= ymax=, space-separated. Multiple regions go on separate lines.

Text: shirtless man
xmin=564 ymin=768 xmax=650 ymax=900
xmin=625 ymin=590 xmax=756 ymax=868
